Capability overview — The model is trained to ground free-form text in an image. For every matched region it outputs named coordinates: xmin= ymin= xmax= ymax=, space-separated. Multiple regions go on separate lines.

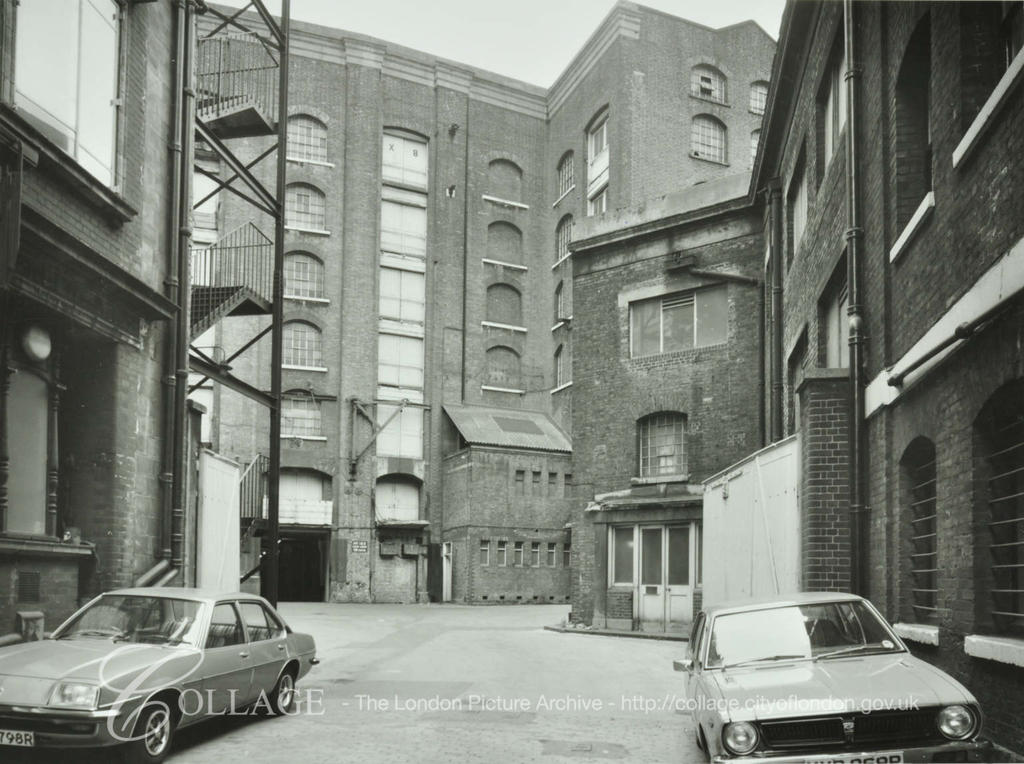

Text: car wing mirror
xmin=673 ymin=658 xmax=693 ymax=672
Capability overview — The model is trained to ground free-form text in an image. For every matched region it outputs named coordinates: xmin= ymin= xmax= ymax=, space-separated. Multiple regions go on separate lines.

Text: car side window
xmin=261 ymin=604 xmax=288 ymax=639
xmin=238 ymin=601 xmax=284 ymax=642
xmin=205 ymin=603 xmax=245 ymax=649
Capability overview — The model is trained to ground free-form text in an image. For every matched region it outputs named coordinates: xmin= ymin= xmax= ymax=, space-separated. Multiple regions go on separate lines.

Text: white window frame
xmin=287 ymin=114 xmax=328 ymax=164
xmin=749 ymin=81 xmax=769 ymax=115
xmin=629 ymin=286 xmax=729 ymax=357
xmin=587 ymin=114 xmax=609 ymax=200
xmin=691 ymin=116 xmax=727 ymax=164
xmin=286 ymin=183 xmax=327 ymax=231
xmin=284 ymin=252 xmax=326 ymax=300
xmin=691 ymin=66 xmax=727 ymax=103
xmin=283 ymin=321 xmax=325 ymax=369
xmin=638 ymin=413 xmax=687 ymax=478
xmin=282 ymin=396 xmax=324 ymax=438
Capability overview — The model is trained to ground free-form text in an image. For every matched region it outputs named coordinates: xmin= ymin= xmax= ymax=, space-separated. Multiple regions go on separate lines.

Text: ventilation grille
xmin=17 ymin=571 xmax=41 ymax=603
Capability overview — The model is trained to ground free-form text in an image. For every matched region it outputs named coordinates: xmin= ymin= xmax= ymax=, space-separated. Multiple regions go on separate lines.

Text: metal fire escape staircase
xmin=186 ymin=1 xmax=291 ymax=605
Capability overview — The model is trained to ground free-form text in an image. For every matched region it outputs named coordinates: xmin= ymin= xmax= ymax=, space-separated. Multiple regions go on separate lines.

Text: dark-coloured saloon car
xmin=0 ymin=588 xmax=318 ymax=763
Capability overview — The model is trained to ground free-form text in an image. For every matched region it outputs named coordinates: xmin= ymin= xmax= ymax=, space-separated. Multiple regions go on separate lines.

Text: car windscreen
xmin=705 ymin=601 xmax=900 ymax=669
xmin=56 ymin=595 xmax=204 ymax=647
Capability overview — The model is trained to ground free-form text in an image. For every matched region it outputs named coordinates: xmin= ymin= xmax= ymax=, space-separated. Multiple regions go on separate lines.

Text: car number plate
xmin=803 ymin=753 xmax=903 ymax=764
xmin=0 ymin=729 xmax=35 ymax=747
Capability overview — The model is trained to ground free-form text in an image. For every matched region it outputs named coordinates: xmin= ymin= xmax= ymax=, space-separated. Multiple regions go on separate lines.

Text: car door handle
xmin=277 ymin=644 xmax=286 ymax=651
xmin=239 ymin=652 xmax=250 ymax=659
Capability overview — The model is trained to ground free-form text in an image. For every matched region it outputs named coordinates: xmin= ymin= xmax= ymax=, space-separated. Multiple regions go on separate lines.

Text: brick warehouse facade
xmin=196 ymin=2 xmax=775 ymax=606
xmin=750 ymin=0 xmax=1024 ymax=754
xmin=0 ymin=0 xmax=195 ymax=635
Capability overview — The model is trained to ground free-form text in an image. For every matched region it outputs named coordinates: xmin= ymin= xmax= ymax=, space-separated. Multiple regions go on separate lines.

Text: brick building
xmin=197 ymin=2 xmax=774 ymax=605
xmin=0 ymin=0 xmax=193 ymax=635
xmin=749 ymin=0 xmax=1024 ymax=753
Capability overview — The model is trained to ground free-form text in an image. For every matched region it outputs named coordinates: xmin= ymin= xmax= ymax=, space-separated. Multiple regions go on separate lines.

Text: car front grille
xmin=759 ymin=710 xmax=943 ymax=752
xmin=0 ymin=715 xmax=98 ymax=736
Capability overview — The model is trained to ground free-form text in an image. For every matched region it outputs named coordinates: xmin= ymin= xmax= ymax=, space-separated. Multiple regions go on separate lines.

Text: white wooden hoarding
xmin=197 ymin=449 xmax=241 ymax=591
xmin=702 ymin=435 xmax=800 ymax=608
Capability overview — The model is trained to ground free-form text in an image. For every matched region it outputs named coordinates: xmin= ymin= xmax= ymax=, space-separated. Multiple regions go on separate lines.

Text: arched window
xmin=894 ymin=16 xmax=932 ymax=231
xmin=486 ymin=221 xmax=523 ymax=264
xmin=280 ymin=468 xmax=330 ymax=503
xmin=282 ymin=392 xmax=322 ymax=438
xmin=975 ymin=380 xmax=1024 ymax=635
xmin=691 ymin=65 xmax=727 ymax=103
xmin=287 ymin=114 xmax=327 ymax=163
xmin=486 ymin=284 xmax=523 ymax=327
xmin=376 ymin=475 xmax=420 ymax=522
xmin=691 ymin=115 xmax=727 ymax=163
xmin=485 ymin=346 xmax=522 ymax=390
xmin=557 ymin=152 xmax=574 ymax=197
xmin=285 ymin=183 xmax=326 ymax=230
xmin=554 ymin=344 xmax=567 ymax=388
xmin=488 ymin=159 xmax=522 ymax=201
xmin=284 ymin=252 xmax=325 ymax=299
xmin=637 ymin=412 xmax=687 ymax=478
xmin=749 ymin=81 xmax=769 ymax=115
xmin=554 ymin=281 xmax=565 ymax=323
xmin=900 ymin=438 xmax=937 ymax=623
xmin=750 ymin=129 xmax=761 ymax=168
xmin=283 ymin=321 xmax=323 ymax=368
xmin=555 ymin=215 xmax=574 ymax=263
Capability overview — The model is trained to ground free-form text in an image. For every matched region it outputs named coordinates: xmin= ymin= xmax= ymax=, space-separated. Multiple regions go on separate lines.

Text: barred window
xmin=283 ymin=322 xmax=323 ymax=368
xmin=282 ymin=395 xmax=322 ymax=438
xmin=638 ymin=412 xmax=687 ymax=478
xmin=557 ymin=152 xmax=574 ymax=197
xmin=284 ymin=252 xmax=325 ymax=299
xmin=901 ymin=439 xmax=938 ymax=623
xmin=556 ymin=215 xmax=574 ymax=262
xmin=691 ymin=65 xmax=727 ymax=103
xmin=287 ymin=114 xmax=327 ymax=163
xmin=976 ymin=382 xmax=1024 ymax=635
xmin=749 ymin=81 xmax=769 ymax=115
xmin=691 ymin=115 xmax=727 ymax=163
xmin=286 ymin=183 xmax=326 ymax=230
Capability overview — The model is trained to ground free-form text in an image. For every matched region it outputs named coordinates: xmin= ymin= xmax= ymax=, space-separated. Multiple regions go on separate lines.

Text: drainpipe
xmin=844 ymin=0 xmax=868 ymax=596
xmin=171 ymin=0 xmax=198 ymax=575
xmin=768 ymin=180 xmax=784 ymax=442
xmin=142 ymin=0 xmax=191 ymax=588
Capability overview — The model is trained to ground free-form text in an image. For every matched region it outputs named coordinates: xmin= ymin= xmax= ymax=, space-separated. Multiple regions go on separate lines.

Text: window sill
xmin=482 ymin=194 xmax=529 ymax=210
xmin=284 ymin=295 xmax=330 ymax=304
xmin=481 ymin=385 xmax=525 ymax=395
xmin=893 ymin=622 xmax=939 ymax=646
xmin=286 ymin=157 xmax=335 ymax=168
xmin=0 ymin=535 xmax=95 ymax=558
xmin=551 ymin=381 xmax=573 ymax=394
xmin=889 ymin=191 xmax=935 ymax=263
xmin=282 ymin=364 xmax=329 ymax=373
xmin=552 ymin=185 xmax=575 ymax=208
xmin=953 ymin=48 xmax=1024 ymax=169
xmin=281 ymin=435 xmax=328 ymax=442
xmin=963 ymin=634 xmax=1024 ymax=668
xmin=551 ymin=320 xmax=567 ymax=332
xmin=690 ymin=151 xmax=730 ymax=166
xmin=481 ymin=320 xmax=527 ymax=333
xmin=482 ymin=258 xmax=528 ymax=271
xmin=689 ymin=94 xmax=730 ymax=107
xmin=285 ymin=225 xmax=332 ymax=237
xmin=630 ymin=474 xmax=690 ymax=486
xmin=749 ymin=108 xmax=765 ymax=117
xmin=0 ymin=105 xmax=137 ymax=226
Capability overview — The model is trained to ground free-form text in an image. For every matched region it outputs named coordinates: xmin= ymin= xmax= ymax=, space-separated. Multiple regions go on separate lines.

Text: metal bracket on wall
xmin=347 ymin=397 xmax=408 ymax=480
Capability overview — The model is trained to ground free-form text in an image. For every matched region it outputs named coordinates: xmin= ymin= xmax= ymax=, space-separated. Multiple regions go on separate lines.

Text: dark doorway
xmin=278 ymin=530 xmax=327 ymax=602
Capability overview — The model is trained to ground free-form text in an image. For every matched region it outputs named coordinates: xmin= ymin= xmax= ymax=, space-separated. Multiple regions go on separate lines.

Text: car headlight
xmin=936 ymin=704 xmax=976 ymax=740
xmin=722 ymin=721 xmax=759 ymax=755
xmin=49 ymin=682 xmax=100 ymax=709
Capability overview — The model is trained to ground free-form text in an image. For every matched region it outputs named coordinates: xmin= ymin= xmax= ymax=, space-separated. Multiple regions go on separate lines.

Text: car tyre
xmin=120 ymin=702 xmax=175 ymax=764
xmin=696 ymin=725 xmax=709 ymax=758
xmin=268 ymin=668 xmax=297 ymax=716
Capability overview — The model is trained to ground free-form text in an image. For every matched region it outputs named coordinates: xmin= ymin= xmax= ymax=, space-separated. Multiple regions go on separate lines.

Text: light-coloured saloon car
xmin=675 ymin=592 xmax=990 ymax=763
xmin=0 ymin=588 xmax=318 ymax=763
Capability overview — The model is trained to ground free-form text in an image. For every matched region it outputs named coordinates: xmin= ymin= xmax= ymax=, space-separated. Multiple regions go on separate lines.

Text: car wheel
xmin=121 ymin=702 xmax=175 ymax=764
xmin=268 ymin=668 xmax=297 ymax=716
xmin=696 ymin=725 xmax=709 ymax=757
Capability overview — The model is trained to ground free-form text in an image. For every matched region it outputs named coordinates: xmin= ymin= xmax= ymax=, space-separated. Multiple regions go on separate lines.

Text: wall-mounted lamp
xmin=448 ymin=123 xmax=460 ymax=137
xmin=21 ymin=325 xmax=52 ymax=362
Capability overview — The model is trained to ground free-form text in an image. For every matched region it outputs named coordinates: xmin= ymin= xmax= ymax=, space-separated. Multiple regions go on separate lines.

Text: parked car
xmin=675 ymin=592 xmax=990 ymax=763
xmin=0 ymin=588 xmax=318 ymax=763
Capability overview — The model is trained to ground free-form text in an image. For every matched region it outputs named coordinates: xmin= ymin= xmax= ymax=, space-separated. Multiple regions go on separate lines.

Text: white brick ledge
xmin=889 ymin=191 xmax=935 ymax=263
xmin=893 ymin=622 xmax=939 ymax=646
xmin=964 ymin=634 xmax=1024 ymax=667
xmin=953 ymin=48 xmax=1024 ymax=168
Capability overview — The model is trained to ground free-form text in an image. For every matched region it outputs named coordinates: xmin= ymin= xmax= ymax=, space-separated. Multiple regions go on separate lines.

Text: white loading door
xmin=666 ymin=525 xmax=693 ymax=630
xmin=638 ymin=527 xmax=664 ymax=631
xmin=442 ymin=541 xmax=453 ymax=602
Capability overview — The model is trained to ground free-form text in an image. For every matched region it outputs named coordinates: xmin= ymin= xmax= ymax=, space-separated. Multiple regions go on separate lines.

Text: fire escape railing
xmin=189 ymin=222 xmax=273 ymax=334
xmin=195 ymin=32 xmax=279 ymax=130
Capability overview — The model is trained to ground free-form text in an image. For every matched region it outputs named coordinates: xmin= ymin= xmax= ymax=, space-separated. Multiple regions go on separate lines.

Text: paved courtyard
xmin=163 ymin=603 xmax=699 ymax=764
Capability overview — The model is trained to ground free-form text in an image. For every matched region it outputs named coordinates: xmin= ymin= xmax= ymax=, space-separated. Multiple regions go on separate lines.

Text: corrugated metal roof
xmin=444 ymin=404 xmax=572 ymax=453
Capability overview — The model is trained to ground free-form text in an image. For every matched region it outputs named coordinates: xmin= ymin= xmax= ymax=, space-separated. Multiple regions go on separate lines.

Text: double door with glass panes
xmin=611 ymin=522 xmax=698 ymax=632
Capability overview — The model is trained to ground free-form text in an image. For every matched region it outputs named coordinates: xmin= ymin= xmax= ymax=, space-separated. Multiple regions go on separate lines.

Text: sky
xmin=218 ymin=0 xmax=787 ymax=87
